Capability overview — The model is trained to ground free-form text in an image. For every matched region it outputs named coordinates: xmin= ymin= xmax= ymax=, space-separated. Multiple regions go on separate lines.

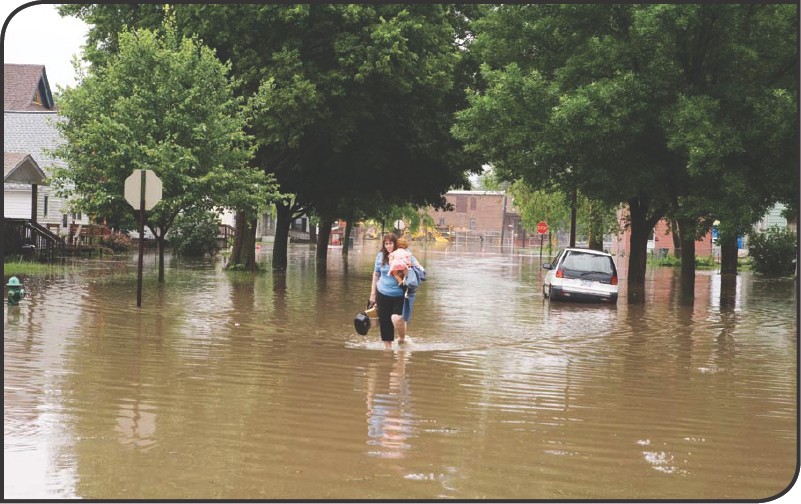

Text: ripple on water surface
xmin=3 ymin=252 xmax=797 ymax=500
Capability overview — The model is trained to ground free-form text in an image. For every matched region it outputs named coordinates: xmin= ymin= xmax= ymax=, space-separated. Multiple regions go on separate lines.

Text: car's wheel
xmin=542 ymin=283 xmax=549 ymax=298
xmin=548 ymin=285 xmax=555 ymax=300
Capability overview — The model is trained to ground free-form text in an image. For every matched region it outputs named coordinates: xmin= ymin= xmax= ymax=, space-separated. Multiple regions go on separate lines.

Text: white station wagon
xmin=542 ymin=248 xmax=619 ymax=303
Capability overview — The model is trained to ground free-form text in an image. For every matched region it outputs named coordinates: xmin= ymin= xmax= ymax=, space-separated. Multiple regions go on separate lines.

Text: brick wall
xmin=429 ymin=192 xmax=515 ymax=235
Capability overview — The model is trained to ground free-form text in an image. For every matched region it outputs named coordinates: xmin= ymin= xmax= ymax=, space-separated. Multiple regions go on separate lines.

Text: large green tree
xmin=50 ymin=22 xmax=280 ymax=281
xmin=60 ymin=4 xmax=484 ymax=271
xmin=453 ymin=4 xmax=797 ymax=299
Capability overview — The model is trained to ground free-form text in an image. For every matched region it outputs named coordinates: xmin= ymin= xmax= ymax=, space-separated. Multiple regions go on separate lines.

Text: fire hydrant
xmin=7 ymin=276 xmax=26 ymax=306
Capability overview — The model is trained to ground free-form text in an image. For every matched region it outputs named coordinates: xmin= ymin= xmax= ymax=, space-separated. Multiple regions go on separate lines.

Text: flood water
xmin=4 ymin=241 xmax=797 ymax=500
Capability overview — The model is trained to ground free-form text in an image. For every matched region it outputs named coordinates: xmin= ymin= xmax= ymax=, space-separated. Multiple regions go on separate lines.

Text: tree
xmin=453 ymin=4 xmax=796 ymax=299
xmin=60 ymin=4 xmax=484 ymax=272
xmin=508 ymin=180 xmax=620 ymax=251
xmin=50 ymin=21 xmax=279 ymax=282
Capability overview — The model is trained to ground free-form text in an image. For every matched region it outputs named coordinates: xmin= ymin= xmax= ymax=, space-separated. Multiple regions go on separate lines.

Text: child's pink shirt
xmin=388 ymin=248 xmax=412 ymax=273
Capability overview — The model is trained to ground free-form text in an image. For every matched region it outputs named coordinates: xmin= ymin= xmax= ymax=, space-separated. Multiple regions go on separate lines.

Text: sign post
xmin=124 ymin=170 xmax=162 ymax=307
xmin=537 ymin=221 xmax=548 ymax=262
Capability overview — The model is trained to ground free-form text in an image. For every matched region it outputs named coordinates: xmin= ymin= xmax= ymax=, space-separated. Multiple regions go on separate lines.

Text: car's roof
xmin=561 ymin=247 xmax=612 ymax=256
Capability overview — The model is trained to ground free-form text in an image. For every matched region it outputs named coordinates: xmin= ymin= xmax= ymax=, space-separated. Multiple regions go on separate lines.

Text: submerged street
xmin=4 ymin=242 xmax=797 ymax=499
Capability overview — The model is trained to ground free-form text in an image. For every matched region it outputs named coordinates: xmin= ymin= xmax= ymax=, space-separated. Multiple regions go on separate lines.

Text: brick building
xmin=428 ymin=190 xmax=524 ymax=244
xmin=611 ymin=213 xmax=715 ymax=258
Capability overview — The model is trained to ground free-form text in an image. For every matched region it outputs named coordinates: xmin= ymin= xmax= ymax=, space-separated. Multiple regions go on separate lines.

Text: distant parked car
xmin=542 ymin=248 xmax=618 ymax=303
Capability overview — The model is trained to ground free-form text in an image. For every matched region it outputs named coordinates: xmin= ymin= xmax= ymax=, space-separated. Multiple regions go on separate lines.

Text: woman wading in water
xmin=369 ymin=233 xmax=421 ymax=349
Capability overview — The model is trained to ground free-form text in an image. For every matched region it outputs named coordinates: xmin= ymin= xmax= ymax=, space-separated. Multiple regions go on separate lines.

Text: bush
xmin=694 ymin=255 xmax=717 ymax=268
xmin=169 ymin=210 xmax=221 ymax=257
xmin=103 ymin=232 xmax=132 ymax=253
xmin=747 ymin=225 xmax=797 ymax=277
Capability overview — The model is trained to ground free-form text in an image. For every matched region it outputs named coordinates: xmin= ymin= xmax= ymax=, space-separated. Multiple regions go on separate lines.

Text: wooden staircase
xmin=4 ymin=218 xmax=66 ymax=260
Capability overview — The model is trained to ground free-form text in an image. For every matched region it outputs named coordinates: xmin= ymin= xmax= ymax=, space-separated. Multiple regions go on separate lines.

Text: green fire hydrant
xmin=7 ymin=276 xmax=26 ymax=306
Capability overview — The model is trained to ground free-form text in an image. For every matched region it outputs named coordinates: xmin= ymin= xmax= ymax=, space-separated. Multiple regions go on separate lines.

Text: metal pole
xmin=136 ymin=169 xmax=145 ymax=308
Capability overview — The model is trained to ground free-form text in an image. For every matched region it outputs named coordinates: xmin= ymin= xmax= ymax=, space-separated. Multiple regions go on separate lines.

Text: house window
xmin=32 ymin=89 xmax=42 ymax=105
xmin=43 ymin=196 xmax=48 ymax=217
xmin=62 ymin=214 xmax=68 ymax=227
xmin=471 ymin=197 xmax=477 ymax=210
xmin=439 ymin=217 xmax=445 ymax=226
xmin=470 ymin=218 xmax=477 ymax=230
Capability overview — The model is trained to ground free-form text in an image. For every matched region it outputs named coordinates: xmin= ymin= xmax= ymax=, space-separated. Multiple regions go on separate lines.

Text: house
xmin=4 ymin=63 xmax=88 ymax=236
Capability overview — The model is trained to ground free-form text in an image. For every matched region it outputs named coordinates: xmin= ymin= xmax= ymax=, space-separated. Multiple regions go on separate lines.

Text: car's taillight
xmin=556 ymin=269 xmax=564 ymax=278
xmin=611 ymin=275 xmax=618 ymax=285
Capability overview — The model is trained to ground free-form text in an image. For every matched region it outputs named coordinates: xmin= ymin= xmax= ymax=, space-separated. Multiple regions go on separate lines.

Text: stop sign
xmin=536 ymin=221 xmax=548 ymax=235
xmin=124 ymin=169 xmax=162 ymax=211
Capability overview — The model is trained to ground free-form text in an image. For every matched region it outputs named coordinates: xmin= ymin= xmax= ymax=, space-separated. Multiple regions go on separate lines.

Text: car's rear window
xmin=562 ymin=252 xmax=614 ymax=274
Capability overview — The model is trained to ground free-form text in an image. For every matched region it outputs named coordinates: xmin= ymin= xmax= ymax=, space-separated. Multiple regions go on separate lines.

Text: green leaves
xmin=51 ymin=19 xmax=281 ymax=236
xmin=456 ymin=3 xmax=796 ymax=226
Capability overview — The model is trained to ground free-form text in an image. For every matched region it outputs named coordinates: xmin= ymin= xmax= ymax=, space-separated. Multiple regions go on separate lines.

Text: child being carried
xmin=388 ymin=237 xmax=413 ymax=286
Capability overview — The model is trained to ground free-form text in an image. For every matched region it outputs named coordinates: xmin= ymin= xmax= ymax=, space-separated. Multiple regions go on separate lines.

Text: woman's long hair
xmin=380 ymin=233 xmax=398 ymax=266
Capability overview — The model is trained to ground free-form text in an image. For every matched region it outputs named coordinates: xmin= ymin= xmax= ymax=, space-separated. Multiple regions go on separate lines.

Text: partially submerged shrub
xmin=747 ymin=225 xmax=797 ymax=277
xmin=103 ymin=232 xmax=132 ymax=253
xmin=169 ymin=209 xmax=221 ymax=257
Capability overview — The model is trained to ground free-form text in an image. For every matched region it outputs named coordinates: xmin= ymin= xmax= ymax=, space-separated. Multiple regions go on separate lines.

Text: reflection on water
xmin=3 ymin=243 xmax=797 ymax=499
xmin=365 ymin=351 xmax=413 ymax=459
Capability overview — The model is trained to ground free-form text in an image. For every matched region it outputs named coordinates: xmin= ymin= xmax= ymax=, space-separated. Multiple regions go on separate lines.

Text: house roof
xmin=4 ymin=110 xmax=67 ymax=176
xmin=4 ymin=64 xmax=55 ymax=111
xmin=4 ymin=152 xmax=47 ymax=185
xmin=446 ymin=190 xmax=505 ymax=196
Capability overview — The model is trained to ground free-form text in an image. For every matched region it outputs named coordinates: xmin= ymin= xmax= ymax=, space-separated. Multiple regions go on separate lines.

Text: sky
xmin=2 ymin=1 xmax=89 ymax=91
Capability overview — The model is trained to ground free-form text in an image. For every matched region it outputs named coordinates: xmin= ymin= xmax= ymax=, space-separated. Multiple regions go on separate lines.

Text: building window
xmin=43 ymin=196 xmax=48 ymax=217
xmin=471 ymin=197 xmax=477 ymax=210
xmin=439 ymin=217 xmax=445 ymax=226
xmin=32 ymin=89 xmax=42 ymax=105
xmin=455 ymin=195 xmax=467 ymax=213
xmin=470 ymin=218 xmax=477 ymax=230
xmin=62 ymin=213 xmax=68 ymax=227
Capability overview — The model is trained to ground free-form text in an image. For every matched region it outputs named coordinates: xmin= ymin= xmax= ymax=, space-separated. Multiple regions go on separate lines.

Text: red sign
xmin=536 ymin=221 xmax=548 ymax=235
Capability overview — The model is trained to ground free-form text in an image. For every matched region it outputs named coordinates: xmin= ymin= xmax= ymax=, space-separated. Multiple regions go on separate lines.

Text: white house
xmin=4 ymin=63 xmax=88 ymax=235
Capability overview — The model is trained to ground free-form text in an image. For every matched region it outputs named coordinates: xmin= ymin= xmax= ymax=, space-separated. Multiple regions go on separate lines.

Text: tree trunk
xmin=229 ymin=210 xmax=246 ymax=266
xmin=240 ymin=216 xmax=258 ymax=272
xmin=308 ymin=217 xmax=317 ymax=249
xmin=156 ymin=234 xmax=166 ymax=283
xmin=719 ymin=270 xmax=737 ymax=311
xmin=588 ymin=200 xmax=604 ymax=251
xmin=627 ymin=203 xmax=649 ymax=302
xmin=626 ymin=196 xmax=663 ymax=302
xmin=272 ymin=202 xmax=292 ymax=271
xmin=678 ymin=218 xmax=696 ymax=299
xmin=342 ymin=217 xmax=353 ymax=259
xmin=720 ymin=233 xmax=739 ymax=275
xmin=670 ymin=218 xmax=682 ymax=258
xmin=569 ymin=188 xmax=577 ymax=247
xmin=317 ymin=218 xmax=333 ymax=266
xmin=228 ymin=211 xmax=258 ymax=271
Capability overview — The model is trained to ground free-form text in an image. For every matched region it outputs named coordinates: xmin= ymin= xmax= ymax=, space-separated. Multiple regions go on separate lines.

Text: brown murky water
xmin=4 ymin=242 xmax=797 ymax=500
